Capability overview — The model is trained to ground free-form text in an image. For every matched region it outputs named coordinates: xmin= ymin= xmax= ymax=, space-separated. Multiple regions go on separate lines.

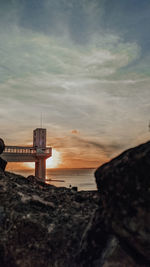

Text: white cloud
xmin=0 ymin=23 xmax=149 ymax=159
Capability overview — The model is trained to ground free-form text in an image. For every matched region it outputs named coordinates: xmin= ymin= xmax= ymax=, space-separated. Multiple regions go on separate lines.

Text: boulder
xmin=94 ymin=141 xmax=150 ymax=264
xmin=76 ymin=141 xmax=150 ymax=266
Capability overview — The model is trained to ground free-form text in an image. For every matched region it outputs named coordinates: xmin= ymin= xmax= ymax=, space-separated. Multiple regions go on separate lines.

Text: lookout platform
xmin=1 ymin=128 xmax=52 ymax=181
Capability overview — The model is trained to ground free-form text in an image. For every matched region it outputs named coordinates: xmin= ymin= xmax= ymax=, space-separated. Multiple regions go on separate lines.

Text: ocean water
xmin=11 ymin=168 xmax=97 ymax=191
xmin=46 ymin=168 xmax=97 ymax=191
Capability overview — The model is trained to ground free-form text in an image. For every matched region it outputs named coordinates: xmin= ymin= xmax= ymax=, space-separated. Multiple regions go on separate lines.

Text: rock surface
xmin=77 ymin=141 xmax=150 ymax=266
xmin=95 ymin=141 xmax=150 ymax=262
xmin=0 ymin=138 xmax=7 ymax=171
xmin=0 ymin=157 xmax=7 ymax=171
xmin=0 ymin=169 xmax=99 ymax=267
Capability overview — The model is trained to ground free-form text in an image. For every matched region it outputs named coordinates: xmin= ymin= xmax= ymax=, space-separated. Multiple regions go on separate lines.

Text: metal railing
xmin=4 ymin=146 xmax=52 ymax=155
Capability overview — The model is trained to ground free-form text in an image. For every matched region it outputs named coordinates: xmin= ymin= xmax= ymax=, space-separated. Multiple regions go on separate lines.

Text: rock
xmin=94 ymin=141 xmax=150 ymax=265
xmin=95 ymin=235 xmax=142 ymax=267
xmin=71 ymin=186 xmax=78 ymax=192
xmin=0 ymin=206 xmax=5 ymax=226
xmin=0 ymin=169 xmax=99 ymax=267
xmin=76 ymin=207 xmax=109 ymax=267
xmin=0 ymin=157 xmax=7 ymax=171
xmin=0 ymin=138 xmax=7 ymax=171
xmin=0 ymin=138 xmax=5 ymax=154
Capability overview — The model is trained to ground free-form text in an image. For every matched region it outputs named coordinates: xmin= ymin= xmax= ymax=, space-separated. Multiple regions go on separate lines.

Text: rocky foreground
xmin=0 ymin=141 xmax=150 ymax=267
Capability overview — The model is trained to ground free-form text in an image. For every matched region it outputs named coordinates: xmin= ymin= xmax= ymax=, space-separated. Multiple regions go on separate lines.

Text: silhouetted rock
xmin=0 ymin=138 xmax=7 ymax=171
xmin=95 ymin=141 xmax=150 ymax=262
xmin=0 ymin=169 xmax=99 ymax=267
xmin=0 ymin=138 xmax=5 ymax=154
xmin=77 ymin=141 xmax=150 ymax=266
xmin=0 ymin=157 xmax=7 ymax=171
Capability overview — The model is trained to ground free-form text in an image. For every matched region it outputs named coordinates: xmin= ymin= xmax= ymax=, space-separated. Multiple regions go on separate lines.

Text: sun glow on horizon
xmin=46 ymin=149 xmax=61 ymax=168
xmin=24 ymin=149 xmax=61 ymax=169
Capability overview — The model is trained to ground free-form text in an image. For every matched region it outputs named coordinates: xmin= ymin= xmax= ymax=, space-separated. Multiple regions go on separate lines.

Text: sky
xmin=0 ymin=0 xmax=150 ymax=169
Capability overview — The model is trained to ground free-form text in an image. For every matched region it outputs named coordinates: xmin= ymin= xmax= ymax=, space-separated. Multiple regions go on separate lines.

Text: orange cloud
xmin=71 ymin=130 xmax=79 ymax=135
xmin=5 ymin=131 xmax=125 ymax=173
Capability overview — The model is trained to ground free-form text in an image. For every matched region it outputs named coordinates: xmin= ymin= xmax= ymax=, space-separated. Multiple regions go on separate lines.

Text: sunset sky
xmin=0 ymin=0 xmax=150 ymax=170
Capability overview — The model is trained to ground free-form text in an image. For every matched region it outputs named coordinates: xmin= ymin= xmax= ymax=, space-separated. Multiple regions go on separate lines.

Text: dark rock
xmin=0 ymin=206 xmax=5 ymax=226
xmin=94 ymin=141 xmax=150 ymax=265
xmin=71 ymin=186 xmax=78 ymax=192
xmin=0 ymin=170 xmax=98 ymax=267
xmin=0 ymin=139 xmax=7 ymax=171
xmin=27 ymin=175 xmax=37 ymax=183
xmin=0 ymin=157 xmax=7 ymax=171
xmin=94 ymin=235 xmax=142 ymax=267
xmin=0 ymin=138 xmax=5 ymax=154
xmin=76 ymin=207 xmax=109 ymax=267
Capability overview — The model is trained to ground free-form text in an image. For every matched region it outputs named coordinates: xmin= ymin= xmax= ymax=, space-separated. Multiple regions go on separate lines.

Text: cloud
xmin=0 ymin=0 xmax=150 ymax=168
xmin=0 ymin=25 xmax=140 ymax=86
xmin=71 ymin=130 xmax=79 ymax=135
xmin=47 ymin=134 xmax=128 ymax=168
xmin=49 ymin=134 xmax=126 ymax=158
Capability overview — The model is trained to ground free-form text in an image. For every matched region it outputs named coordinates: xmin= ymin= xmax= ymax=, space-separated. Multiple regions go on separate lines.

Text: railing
xmin=4 ymin=146 xmax=52 ymax=155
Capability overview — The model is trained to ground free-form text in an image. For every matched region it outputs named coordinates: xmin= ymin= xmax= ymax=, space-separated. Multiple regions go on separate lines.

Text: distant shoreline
xmin=7 ymin=167 xmax=96 ymax=172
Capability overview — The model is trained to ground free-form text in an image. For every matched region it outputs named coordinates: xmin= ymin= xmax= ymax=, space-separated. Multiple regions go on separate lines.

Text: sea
xmin=12 ymin=168 xmax=97 ymax=191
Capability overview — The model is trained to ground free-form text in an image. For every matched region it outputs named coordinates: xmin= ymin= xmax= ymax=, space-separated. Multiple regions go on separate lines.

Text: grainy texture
xmin=0 ymin=157 xmax=7 ymax=171
xmin=95 ymin=141 xmax=150 ymax=261
xmin=77 ymin=141 xmax=150 ymax=267
xmin=0 ymin=170 xmax=99 ymax=267
xmin=0 ymin=141 xmax=149 ymax=266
